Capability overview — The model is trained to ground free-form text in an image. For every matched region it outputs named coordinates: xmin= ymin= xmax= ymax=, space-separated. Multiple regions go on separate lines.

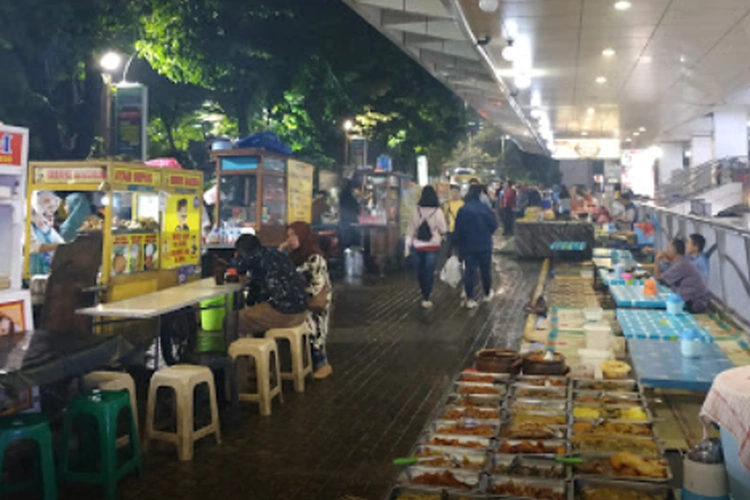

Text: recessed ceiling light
xmin=639 ymin=127 xmax=646 ymax=132
xmin=602 ymin=48 xmax=616 ymax=57
xmin=587 ymin=107 xmax=596 ymax=115
xmin=625 ymin=138 xmax=632 ymax=142
xmin=581 ymin=132 xmax=589 ymax=136
xmin=478 ymin=0 xmax=499 ymax=13
xmin=679 ymin=55 xmax=687 ymax=63
xmin=641 ymin=56 xmax=652 ymax=64
xmin=596 ymin=76 xmax=608 ymax=84
xmin=633 ymin=132 xmax=640 ymax=136
xmin=614 ymin=1 xmax=632 ymax=11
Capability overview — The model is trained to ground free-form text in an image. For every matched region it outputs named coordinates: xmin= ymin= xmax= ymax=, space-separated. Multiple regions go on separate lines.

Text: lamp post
xmin=99 ymin=52 xmax=124 ymax=156
xmin=343 ymin=120 xmax=353 ymax=167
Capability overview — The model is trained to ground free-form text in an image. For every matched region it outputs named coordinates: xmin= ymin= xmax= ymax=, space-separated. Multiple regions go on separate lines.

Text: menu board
xmin=287 ymin=160 xmax=313 ymax=223
xmin=161 ymin=194 xmax=201 ymax=268
xmin=111 ymin=232 xmax=159 ymax=275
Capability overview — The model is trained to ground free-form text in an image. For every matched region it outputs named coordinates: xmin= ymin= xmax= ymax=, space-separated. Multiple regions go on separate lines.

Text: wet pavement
xmin=58 ymin=253 xmax=539 ymax=500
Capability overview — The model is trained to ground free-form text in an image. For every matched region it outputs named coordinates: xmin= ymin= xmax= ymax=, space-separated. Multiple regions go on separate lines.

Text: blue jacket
xmin=454 ymin=199 xmax=498 ymax=256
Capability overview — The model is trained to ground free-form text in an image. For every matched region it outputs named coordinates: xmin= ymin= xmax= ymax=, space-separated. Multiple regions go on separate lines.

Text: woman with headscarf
xmin=282 ymin=221 xmax=334 ymax=379
xmin=59 ymin=192 xmax=93 ymax=242
xmin=30 ymin=191 xmax=64 ymax=275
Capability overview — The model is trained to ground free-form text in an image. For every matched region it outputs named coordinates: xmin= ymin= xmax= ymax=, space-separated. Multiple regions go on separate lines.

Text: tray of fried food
xmin=400 ymin=466 xmax=484 ymax=493
xmin=497 ymin=439 xmax=568 ymax=456
xmin=573 ymin=451 xmax=671 ymax=483
xmin=423 ymin=433 xmax=492 ymax=451
xmin=431 ymin=419 xmax=500 ymax=438
xmin=515 ymin=375 xmax=568 ymax=388
xmin=572 ymin=419 xmax=654 ymax=438
xmin=455 ymin=382 xmax=506 ymax=399
xmin=500 ymin=419 xmax=567 ymax=440
xmin=573 ymin=390 xmax=642 ymax=406
xmin=446 ymin=393 xmax=503 ymax=408
xmin=441 ymin=405 xmax=501 ymax=422
xmin=413 ymin=446 xmax=488 ymax=470
xmin=571 ymin=434 xmax=661 ymax=456
xmin=572 ymin=405 xmax=651 ymax=422
xmin=487 ymin=476 xmax=567 ymax=500
xmin=509 ymin=398 xmax=567 ymax=413
xmin=510 ymin=411 xmax=568 ymax=426
xmin=388 ymin=486 xmax=485 ymax=500
xmin=512 ymin=385 xmax=567 ymax=400
xmin=459 ymin=370 xmax=510 ymax=384
xmin=573 ymin=379 xmax=639 ymax=393
xmin=573 ymin=477 xmax=674 ymax=500
xmin=491 ymin=454 xmax=568 ymax=480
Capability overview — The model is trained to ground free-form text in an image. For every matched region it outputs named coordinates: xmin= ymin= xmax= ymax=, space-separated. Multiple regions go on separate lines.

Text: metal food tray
xmin=571 ymin=452 xmax=673 ymax=484
xmin=571 ymin=418 xmax=656 ymax=439
xmin=515 ymin=375 xmax=569 ymax=388
xmin=387 ymin=485 xmax=486 ymax=500
xmin=570 ymin=434 xmax=664 ymax=457
xmin=572 ymin=390 xmax=642 ymax=405
xmin=440 ymin=404 xmax=503 ymax=422
xmin=458 ymin=371 xmax=511 ymax=385
xmin=503 ymin=409 xmax=570 ymax=426
xmin=495 ymin=438 xmax=569 ymax=456
xmin=511 ymin=385 xmax=568 ymax=400
xmin=486 ymin=475 xmax=567 ymax=499
xmin=572 ymin=378 xmax=639 ymax=393
xmin=508 ymin=398 xmax=568 ymax=413
xmin=412 ymin=445 xmax=489 ymax=471
xmin=446 ymin=393 xmax=505 ymax=408
xmin=421 ymin=432 xmax=493 ymax=451
xmin=499 ymin=421 xmax=569 ymax=440
xmin=572 ymin=404 xmax=654 ymax=423
xmin=571 ymin=477 xmax=676 ymax=500
xmin=430 ymin=419 xmax=501 ymax=439
xmin=490 ymin=454 xmax=570 ymax=480
xmin=455 ymin=382 xmax=507 ymax=399
xmin=397 ymin=466 xmax=485 ymax=494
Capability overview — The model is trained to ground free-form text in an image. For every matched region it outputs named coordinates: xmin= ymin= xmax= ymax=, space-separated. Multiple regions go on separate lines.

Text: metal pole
xmin=344 ymin=133 xmax=349 ymax=168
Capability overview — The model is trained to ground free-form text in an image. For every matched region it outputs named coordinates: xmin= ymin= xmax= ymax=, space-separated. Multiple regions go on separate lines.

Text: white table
xmin=77 ymin=278 xmax=242 ymax=319
xmin=77 ymin=278 xmax=243 ymax=367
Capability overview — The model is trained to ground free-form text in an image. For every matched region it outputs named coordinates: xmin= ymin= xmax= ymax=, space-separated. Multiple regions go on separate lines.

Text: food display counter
xmin=24 ymin=161 xmax=204 ymax=303
xmin=211 ymin=148 xmax=314 ymax=248
xmin=515 ymin=221 xmax=595 ymax=259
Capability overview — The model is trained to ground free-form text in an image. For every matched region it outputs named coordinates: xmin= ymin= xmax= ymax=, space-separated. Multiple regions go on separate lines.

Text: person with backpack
xmin=405 ymin=185 xmax=447 ymax=309
xmin=454 ymin=184 xmax=499 ymax=309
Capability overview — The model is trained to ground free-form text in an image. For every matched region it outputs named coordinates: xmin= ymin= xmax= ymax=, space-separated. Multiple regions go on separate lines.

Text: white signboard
xmin=553 ymin=139 xmax=621 ymax=160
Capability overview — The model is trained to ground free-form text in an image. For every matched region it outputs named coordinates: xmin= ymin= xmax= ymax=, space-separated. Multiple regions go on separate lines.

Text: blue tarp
xmin=236 ymin=132 xmax=292 ymax=156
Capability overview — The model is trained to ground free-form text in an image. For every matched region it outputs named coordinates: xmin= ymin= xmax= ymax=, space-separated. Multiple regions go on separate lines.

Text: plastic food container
xmin=666 ymin=294 xmax=685 ymax=315
xmin=584 ymin=323 xmax=612 ymax=350
xmin=582 ymin=307 xmax=604 ymax=323
xmin=680 ymin=329 xmax=703 ymax=358
xmin=577 ymin=349 xmax=614 ymax=379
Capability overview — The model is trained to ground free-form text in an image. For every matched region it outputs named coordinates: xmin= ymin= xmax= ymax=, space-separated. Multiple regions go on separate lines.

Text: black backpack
xmin=416 ymin=208 xmax=436 ymax=242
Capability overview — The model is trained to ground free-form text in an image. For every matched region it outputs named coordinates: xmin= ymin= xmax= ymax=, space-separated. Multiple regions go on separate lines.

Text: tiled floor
xmin=55 ymin=255 xmax=537 ymax=500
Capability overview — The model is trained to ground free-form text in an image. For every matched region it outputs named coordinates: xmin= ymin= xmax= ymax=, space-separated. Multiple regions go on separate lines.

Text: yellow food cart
xmin=210 ymin=148 xmax=314 ymax=247
xmin=24 ymin=161 xmax=204 ymax=303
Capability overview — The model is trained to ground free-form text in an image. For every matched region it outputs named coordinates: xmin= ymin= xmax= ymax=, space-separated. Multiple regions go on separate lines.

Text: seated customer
xmin=655 ymin=238 xmax=710 ymax=313
xmin=234 ymin=234 xmax=308 ymax=337
xmin=656 ymin=233 xmax=709 ymax=283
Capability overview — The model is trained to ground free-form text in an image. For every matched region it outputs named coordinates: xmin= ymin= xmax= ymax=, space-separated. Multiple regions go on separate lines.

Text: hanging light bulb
xmin=502 ymin=39 xmax=516 ymax=62
xmin=478 ymin=0 xmax=499 ymax=13
xmin=515 ymin=70 xmax=531 ymax=90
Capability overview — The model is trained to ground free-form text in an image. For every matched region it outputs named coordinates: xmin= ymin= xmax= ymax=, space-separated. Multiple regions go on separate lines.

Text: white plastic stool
xmin=228 ymin=338 xmax=282 ymax=416
xmin=143 ymin=365 xmax=221 ymax=461
xmin=83 ymin=371 xmax=139 ymax=445
xmin=266 ymin=323 xmax=312 ymax=393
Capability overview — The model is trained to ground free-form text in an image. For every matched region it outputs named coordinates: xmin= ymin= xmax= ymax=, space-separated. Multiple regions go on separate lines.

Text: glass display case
xmin=110 ymin=191 xmax=160 ymax=276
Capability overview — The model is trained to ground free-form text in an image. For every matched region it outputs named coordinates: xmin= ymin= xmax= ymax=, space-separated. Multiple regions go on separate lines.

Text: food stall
xmin=24 ymin=161 xmax=204 ymax=303
xmin=354 ymin=170 xmax=417 ymax=273
xmin=210 ymin=148 xmax=314 ymax=248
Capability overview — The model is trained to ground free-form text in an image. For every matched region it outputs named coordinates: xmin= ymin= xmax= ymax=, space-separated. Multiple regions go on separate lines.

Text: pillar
xmin=690 ymin=135 xmax=713 ymax=168
xmin=659 ymin=143 xmax=683 ymax=185
xmin=713 ymin=107 xmax=748 ymax=159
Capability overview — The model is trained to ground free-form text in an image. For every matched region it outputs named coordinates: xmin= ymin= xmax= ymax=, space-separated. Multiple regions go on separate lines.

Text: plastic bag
xmin=440 ymin=256 xmax=462 ymax=288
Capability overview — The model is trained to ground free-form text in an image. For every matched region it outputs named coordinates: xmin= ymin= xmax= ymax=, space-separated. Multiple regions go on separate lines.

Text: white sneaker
xmin=421 ymin=300 xmax=433 ymax=309
xmin=466 ymin=300 xmax=479 ymax=309
xmin=483 ymin=289 xmax=495 ymax=302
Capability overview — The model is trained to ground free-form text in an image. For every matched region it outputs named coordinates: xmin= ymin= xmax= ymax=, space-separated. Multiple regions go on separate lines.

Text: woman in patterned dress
xmin=282 ymin=221 xmax=334 ymax=379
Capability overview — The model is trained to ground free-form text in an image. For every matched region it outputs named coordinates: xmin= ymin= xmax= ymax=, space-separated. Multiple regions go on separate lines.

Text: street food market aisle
xmin=82 ymin=259 xmax=536 ymax=500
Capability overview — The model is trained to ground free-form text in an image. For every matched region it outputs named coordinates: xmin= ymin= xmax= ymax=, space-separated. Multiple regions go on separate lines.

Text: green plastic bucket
xmin=201 ymin=297 xmax=226 ymax=332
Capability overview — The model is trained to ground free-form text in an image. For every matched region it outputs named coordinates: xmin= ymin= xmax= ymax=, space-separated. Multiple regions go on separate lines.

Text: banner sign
xmin=33 ymin=167 xmax=106 ymax=184
xmin=114 ymin=83 xmax=148 ymax=161
xmin=161 ymin=194 xmax=201 ymax=268
xmin=112 ymin=167 xmax=160 ymax=190
xmin=553 ymin=139 xmax=621 ymax=160
xmin=0 ymin=126 xmax=28 ymax=169
xmin=165 ymin=172 xmax=202 ymax=191
xmin=287 ymin=160 xmax=313 ymax=223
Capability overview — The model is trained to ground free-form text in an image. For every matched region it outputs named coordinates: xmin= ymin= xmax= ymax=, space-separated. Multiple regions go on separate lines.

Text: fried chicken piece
xmin=610 ymin=452 xmax=667 ymax=479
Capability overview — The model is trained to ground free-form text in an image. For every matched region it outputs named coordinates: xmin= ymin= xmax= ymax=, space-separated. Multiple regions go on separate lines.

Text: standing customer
xmin=284 ymin=221 xmax=334 ymax=379
xmin=501 ymin=180 xmax=517 ymax=236
xmin=339 ymin=181 xmax=361 ymax=250
xmin=454 ymin=184 xmax=499 ymax=309
xmin=405 ymin=186 xmax=447 ymax=309
xmin=443 ymin=184 xmax=464 ymax=255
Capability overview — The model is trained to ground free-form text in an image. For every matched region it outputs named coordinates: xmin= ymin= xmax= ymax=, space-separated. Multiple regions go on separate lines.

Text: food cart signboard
xmin=33 ymin=167 xmax=106 ymax=185
xmin=0 ymin=125 xmax=29 ymax=171
xmin=287 ymin=160 xmax=313 ymax=223
xmin=161 ymin=194 xmax=201 ymax=268
xmin=165 ymin=172 xmax=202 ymax=193
xmin=112 ymin=167 xmax=160 ymax=191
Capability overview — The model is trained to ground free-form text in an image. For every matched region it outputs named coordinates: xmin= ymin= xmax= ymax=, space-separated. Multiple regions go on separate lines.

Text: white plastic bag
xmin=440 ymin=255 xmax=462 ymax=288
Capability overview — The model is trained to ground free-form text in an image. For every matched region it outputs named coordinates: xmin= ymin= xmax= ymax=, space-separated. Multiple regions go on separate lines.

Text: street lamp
xmin=100 ymin=52 xmax=123 ymax=73
xmin=343 ymin=120 xmax=354 ymax=167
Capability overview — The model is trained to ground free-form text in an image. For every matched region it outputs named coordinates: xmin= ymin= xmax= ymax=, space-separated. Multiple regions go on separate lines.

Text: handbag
xmin=308 ymin=285 xmax=330 ymax=313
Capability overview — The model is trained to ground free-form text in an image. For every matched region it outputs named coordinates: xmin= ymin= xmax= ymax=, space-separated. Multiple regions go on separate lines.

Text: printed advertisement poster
xmin=111 ymin=232 xmax=159 ymax=275
xmin=287 ymin=160 xmax=313 ymax=223
xmin=114 ymin=84 xmax=148 ymax=161
xmin=161 ymin=195 xmax=201 ymax=268
xmin=0 ymin=125 xmax=29 ymax=170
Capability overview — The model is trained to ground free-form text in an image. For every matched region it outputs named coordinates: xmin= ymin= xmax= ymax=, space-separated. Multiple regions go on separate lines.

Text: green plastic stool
xmin=59 ymin=390 xmax=141 ymax=500
xmin=0 ymin=413 xmax=57 ymax=500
